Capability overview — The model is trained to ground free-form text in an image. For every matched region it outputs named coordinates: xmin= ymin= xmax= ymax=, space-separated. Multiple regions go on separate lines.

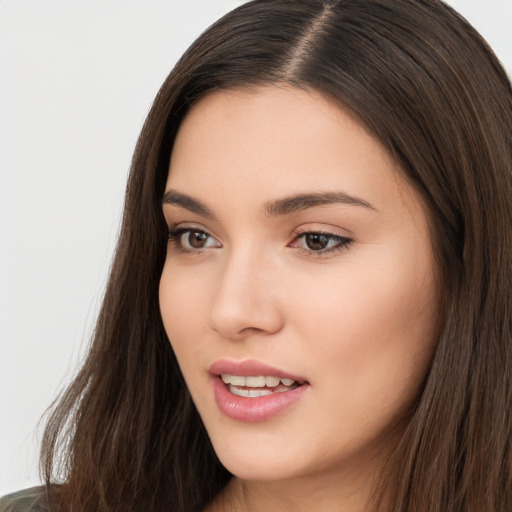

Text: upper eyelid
xmin=293 ymin=226 xmax=353 ymax=239
xmin=168 ymin=222 xmax=216 ymax=235
xmin=295 ymin=231 xmax=350 ymax=240
xmin=168 ymin=226 xmax=217 ymax=240
xmin=295 ymin=227 xmax=344 ymax=235
xmin=165 ymin=215 xmax=352 ymax=234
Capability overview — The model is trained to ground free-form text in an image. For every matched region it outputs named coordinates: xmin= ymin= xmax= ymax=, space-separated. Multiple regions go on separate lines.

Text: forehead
xmin=166 ymin=85 xmax=422 ymax=221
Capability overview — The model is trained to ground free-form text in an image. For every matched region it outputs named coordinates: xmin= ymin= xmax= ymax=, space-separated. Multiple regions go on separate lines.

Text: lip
xmin=209 ymin=359 xmax=307 ymax=382
xmin=209 ymin=359 xmax=309 ymax=422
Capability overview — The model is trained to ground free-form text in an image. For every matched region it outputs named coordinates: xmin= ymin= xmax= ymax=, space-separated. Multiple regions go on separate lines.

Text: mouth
xmin=220 ymin=374 xmax=304 ymax=397
xmin=209 ymin=360 xmax=309 ymax=422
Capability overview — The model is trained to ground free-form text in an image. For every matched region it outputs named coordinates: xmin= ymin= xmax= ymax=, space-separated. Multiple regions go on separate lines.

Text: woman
xmin=2 ymin=0 xmax=511 ymax=510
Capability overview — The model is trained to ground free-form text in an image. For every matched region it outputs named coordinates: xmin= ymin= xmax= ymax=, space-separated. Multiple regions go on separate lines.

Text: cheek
xmin=288 ymin=250 xmax=438 ymax=419
xmin=159 ymin=266 xmax=210 ymax=364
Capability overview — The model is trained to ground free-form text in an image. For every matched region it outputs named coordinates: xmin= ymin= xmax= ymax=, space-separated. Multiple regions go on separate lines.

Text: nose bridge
xmin=208 ymin=242 xmax=282 ymax=339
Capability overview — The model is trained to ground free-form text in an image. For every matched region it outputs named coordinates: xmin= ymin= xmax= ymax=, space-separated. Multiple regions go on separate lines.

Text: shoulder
xmin=0 ymin=487 xmax=49 ymax=512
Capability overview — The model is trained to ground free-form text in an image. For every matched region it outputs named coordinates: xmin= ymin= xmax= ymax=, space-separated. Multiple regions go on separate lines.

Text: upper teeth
xmin=220 ymin=374 xmax=296 ymax=387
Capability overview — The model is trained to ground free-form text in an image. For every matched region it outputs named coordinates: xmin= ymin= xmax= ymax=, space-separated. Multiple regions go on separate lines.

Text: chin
xmin=207 ymin=428 xmax=306 ymax=481
xmin=218 ymin=451 xmax=302 ymax=482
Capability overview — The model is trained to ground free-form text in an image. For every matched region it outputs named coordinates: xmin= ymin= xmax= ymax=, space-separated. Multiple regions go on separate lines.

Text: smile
xmin=221 ymin=374 xmax=300 ymax=397
xmin=209 ymin=360 xmax=309 ymax=422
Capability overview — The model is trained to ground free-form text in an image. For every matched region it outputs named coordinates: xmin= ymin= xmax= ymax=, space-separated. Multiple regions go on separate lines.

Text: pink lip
xmin=209 ymin=359 xmax=309 ymax=422
xmin=209 ymin=359 xmax=307 ymax=382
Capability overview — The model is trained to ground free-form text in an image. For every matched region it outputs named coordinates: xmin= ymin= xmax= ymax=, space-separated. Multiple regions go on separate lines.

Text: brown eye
xmin=304 ymin=233 xmax=330 ymax=251
xmin=168 ymin=227 xmax=221 ymax=251
xmin=293 ymin=231 xmax=353 ymax=255
xmin=186 ymin=231 xmax=209 ymax=249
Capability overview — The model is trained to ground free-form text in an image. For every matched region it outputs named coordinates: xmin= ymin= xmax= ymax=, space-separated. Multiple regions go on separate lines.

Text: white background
xmin=1 ymin=0 xmax=511 ymax=496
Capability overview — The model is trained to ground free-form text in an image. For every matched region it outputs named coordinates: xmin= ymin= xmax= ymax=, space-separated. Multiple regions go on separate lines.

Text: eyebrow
xmin=162 ymin=189 xmax=375 ymax=218
xmin=162 ymin=190 xmax=215 ymax=218
xmin=264 ymin=191 xmax=375 ymax=215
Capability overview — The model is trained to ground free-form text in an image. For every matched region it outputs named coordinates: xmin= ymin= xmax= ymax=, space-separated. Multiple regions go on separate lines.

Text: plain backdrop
xmin=1 ymin=0 xmax=511 ymax=495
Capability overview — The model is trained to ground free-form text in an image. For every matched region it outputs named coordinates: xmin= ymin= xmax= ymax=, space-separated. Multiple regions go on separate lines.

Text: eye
xmin=292 ymin=231 xmax=353 ymax=254
xmin=168 ymin=227 xmax=221 ymax=251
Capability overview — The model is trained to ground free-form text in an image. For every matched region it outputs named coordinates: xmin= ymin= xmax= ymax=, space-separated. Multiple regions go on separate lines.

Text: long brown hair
xmin=41 ymin=1 xmax=512 ymax=510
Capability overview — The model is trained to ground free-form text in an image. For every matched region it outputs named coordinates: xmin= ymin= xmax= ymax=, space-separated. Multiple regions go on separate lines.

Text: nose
xmin=208 ymin=247 xmax=284 ymax=341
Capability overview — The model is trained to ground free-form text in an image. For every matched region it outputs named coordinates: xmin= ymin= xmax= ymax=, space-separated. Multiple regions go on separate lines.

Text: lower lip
xmin=212 ymin=376 xmax=309 ymax=422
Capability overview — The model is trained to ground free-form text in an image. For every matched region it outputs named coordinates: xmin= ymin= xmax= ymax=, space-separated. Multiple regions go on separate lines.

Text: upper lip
xmin=209 ymin=358 xmax=308 ymax=383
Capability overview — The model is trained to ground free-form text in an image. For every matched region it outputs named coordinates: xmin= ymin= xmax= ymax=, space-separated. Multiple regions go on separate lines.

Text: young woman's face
xmin=160 ymin=86 xmax=439 ymax=484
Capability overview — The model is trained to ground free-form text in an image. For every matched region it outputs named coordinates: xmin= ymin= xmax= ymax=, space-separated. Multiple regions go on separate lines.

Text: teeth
xmin=246 ymin=376 xmax=266 ymax=387
xmin=230 ymin=375 xmax=246 ymax=386
xmin=265 ymin=376 xmax=280 ymax=387
xmin=230 ymin=387 xmax=274 ymax=398
xmin=220 ymin=374 xmax=298 ymax=388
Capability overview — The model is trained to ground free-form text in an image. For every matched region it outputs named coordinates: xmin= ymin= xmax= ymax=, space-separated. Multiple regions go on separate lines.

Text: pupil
xmin=306 ymin=233 xmax=328 ymax=251
xmin=189 ymin=231 xmax=207 ymax=248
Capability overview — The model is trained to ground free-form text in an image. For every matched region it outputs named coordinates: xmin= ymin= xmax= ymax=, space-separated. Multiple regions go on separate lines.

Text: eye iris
xmin=305 ymin=233 xmax=329 ymax=251
xmin=188 ymin=231 xmax=208 ymax=248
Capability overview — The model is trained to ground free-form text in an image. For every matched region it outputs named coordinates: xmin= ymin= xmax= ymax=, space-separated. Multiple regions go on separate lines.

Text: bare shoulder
xmin=0 ymin=487 xmax=49 ymax=512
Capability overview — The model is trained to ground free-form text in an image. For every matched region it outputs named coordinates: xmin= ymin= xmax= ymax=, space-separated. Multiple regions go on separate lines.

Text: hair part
xmin=41 ymin=1 xmax=512 ymax=510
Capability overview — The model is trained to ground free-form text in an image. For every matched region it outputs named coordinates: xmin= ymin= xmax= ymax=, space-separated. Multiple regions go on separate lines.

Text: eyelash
xmin=292 ymin=230 xmax=353 ymax=256
xmin=167 ymin=227 xmax=218 ymax=253
xmin=167 ymin=226 xmax=353 ymax=256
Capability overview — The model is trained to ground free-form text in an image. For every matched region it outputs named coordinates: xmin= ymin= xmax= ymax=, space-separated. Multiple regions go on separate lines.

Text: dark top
xmin=0 ymin=487 xmax=49 ymax=512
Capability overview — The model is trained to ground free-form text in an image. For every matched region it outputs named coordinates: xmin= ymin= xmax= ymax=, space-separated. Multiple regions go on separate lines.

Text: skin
xmin=159 ymin=85 xmax=439 ymax=511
